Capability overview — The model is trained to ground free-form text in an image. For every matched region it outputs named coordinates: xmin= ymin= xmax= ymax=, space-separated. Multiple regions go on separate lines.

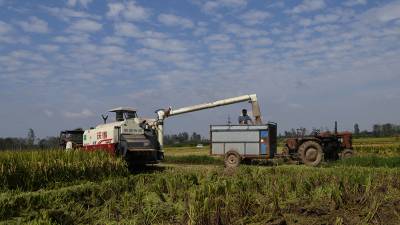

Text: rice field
xmin=0 ymin=137 xmax=399 ymax=224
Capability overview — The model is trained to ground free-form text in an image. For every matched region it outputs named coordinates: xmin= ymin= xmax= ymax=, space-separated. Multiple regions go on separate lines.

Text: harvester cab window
xmin=125 ymin=111 xmax=137 ymax=119
xmin=116 ymin=112 xmax=124 ymax=121
xmin=115 ymin=111 xmax=137 ymax=121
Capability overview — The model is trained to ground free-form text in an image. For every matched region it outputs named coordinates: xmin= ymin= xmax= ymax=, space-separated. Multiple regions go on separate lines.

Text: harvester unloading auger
xmin=80 ymin=94 xmax=262 ymax=167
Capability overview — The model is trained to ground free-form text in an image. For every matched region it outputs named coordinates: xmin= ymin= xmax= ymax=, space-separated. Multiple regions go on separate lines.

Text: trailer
xmin=210 ymin=123 xmax=277 ymax=167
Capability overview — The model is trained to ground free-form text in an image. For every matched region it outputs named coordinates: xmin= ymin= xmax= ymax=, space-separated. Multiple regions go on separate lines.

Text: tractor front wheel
xmin=298 ymin=141 xmax=324 ymax=166
xmin=340 ymin=149 xmax=354 ymax=159
xmin=224 ymin=151 xmax=241 ymax=168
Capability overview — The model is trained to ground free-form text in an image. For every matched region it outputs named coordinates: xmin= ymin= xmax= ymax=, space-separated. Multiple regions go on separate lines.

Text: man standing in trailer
xmin=238 ymin=109 xmax=253 ymax=125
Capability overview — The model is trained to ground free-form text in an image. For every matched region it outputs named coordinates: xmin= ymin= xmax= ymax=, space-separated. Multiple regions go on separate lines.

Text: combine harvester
xmin=61 ymin=94 xmax=353 ymax=167
xmin=79 ymin=94 xmax=264 ymax=167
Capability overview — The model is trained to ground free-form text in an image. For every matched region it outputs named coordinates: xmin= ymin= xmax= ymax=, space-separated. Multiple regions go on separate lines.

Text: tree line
xmin=351 ymin=123 xmax=400 ymax=137
xmin=0 ymin=129 xmax=208 ymax=150
xmin=0 ymin=129 xmax=60 ymax=151
xmin=369 ymin=123 xmax=400 ymax=137
xmin=164 ymin=132 xmax=209 ymax=147
xmin=280 ymin=123 xmax=400 ymax=138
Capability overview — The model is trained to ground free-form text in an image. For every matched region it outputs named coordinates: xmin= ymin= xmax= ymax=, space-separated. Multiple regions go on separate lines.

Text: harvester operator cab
xmin=109 ymin=107 xmax=138 ymax=122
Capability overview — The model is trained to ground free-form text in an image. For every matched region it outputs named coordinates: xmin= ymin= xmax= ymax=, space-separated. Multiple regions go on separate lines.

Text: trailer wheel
xmin=298 ymin=141 xmax=324 ymax=166
xmin=341 ymin=149 xmax=354 ymax=159
xmin=224 ymin=151 xmax=241 ymax=168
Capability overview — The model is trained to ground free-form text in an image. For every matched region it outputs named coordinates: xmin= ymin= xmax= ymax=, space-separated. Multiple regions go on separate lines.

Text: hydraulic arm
xmin=155 ymin=94 xmax=263 ymax=148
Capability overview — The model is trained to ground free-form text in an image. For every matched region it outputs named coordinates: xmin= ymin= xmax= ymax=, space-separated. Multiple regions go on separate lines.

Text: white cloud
xmin=357 ymin=1 xmax=400 ymax=26
xmin=102 ymin=36 xmax=126 ymax=46
xmin=314 ymin=14 xmax=339 ymax=24
xmin=267 ymin=1 xmax=285 ymax=8
xmin=98 ymin=45 xmax=126 ymax=55
xmin=223 ymin=23 xmax=268 ymax=38
xmin=204 ymin=34 xmax=235 ymax=52
xmin=63 ymin=109 xmax=94 ymax=118
xmin=244 ymin=37 xmax=273 ymax=46
xmin=114 ymin=22 xmax=166 ymax=39
xmin=292 ymin=0 xmax=326 ymax=14
xmin=288 ymin=103 xmax=303 ymax=109
xmin=43 ymin=6 xmax=101 ymax=22
xmin=68 ymin=19 xmax=102 ymax=33
xmin=140 ymin=38 xmax=188 ymax=52
xmin=193 ymin=21 xmax=208 ymax=36
xmin=299 ymin=18 xmax=312 ymax=26
xmin=107 ymin=2 xmax=124 ymax=18
xmin=17 ymin=17 xmax=49 ymax=33
xmin=298 ymin=13 xmax=340 ymax=26
xmin=240 ymin=10 xmax=271 ymax=25
xmin=202 ymin=0 xmax=247 ymax=13
xmin=343 ymin=0 xmax=367 ymax=7
xmin=136 ymin=49 xmax=200 ymax=69
xmin=372 ymin=1 xmax=400 ymax=23
xmin=53 ymin=34 xmax=89 ymax=43
xmin=114 ymin=22 xmax=142 ymax=38
xmin=38 ymin=44 xmax=60 ymax=52
xmin=158 ymin=13 xmax=194 ymax=29
xmin=203 ymin=1 xmax=219 ymax=12
xmin=0 ymin=20 xmax=12 ymax=34
xmin=107 ymin=1 xmax=149 ymax=21
xmin=0 ymin=35 xmax=30 ymax=44
xmin=67 ymin=0 xmax=93 ymax=8
xmin=219 ymin=0 xmax=247 ymax=6
xmin=208 ymin=42 xmax=235 ymax=51
xmin=44 ymin=109 xmax=54 ymax=117
xmin=204 ymin=34 xmax=230 ymax=42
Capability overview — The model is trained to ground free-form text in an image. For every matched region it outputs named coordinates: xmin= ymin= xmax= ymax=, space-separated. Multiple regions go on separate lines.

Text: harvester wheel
xmin=224 ymin=151 xmax=241 ymax=168
xmin=341 ymin=149 xmax=354 ymax=159
xmin=298 ymin=141 xmax=324 ymax=166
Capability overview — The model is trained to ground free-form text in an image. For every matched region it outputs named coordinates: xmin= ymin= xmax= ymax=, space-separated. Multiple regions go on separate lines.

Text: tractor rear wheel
xmin=341 ymin=149 xmax=354 ymax=159
xmin=224 ymin=151 xmax=241 ymax=168
xmin=298 ymin=141 xmax=324 ymax=166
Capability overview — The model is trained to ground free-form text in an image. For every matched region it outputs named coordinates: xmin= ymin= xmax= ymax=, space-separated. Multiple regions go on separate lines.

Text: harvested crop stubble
xmin=1 ymin=166 xmax=399 ymax=224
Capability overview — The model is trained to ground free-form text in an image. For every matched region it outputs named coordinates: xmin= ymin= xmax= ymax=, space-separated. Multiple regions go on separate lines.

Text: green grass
xmin=333 ymin=156 xmax=400 ymax=168
xmin=164 ymin=146 xmax=209 ymax=156
xmin=353 ymin=144 xmax=400 ymax=156
xmin=353 ymin=136 xmax=400 ymax=145
xmin=164 ymin=155 xmax=223 ymax=165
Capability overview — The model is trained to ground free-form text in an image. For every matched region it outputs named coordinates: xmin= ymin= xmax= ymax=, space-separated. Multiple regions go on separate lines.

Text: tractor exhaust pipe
xmin=334 ymin=121 xmax=338 ymax=134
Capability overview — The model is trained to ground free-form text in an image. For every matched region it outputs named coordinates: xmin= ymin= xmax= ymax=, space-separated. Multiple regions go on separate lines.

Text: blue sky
xmin=0 ymin=0 xmax=400 ymax=138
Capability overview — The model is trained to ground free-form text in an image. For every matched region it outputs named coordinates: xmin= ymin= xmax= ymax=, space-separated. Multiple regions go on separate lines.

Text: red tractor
xmin=283 ymin=122 xmax=354 ymax=166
